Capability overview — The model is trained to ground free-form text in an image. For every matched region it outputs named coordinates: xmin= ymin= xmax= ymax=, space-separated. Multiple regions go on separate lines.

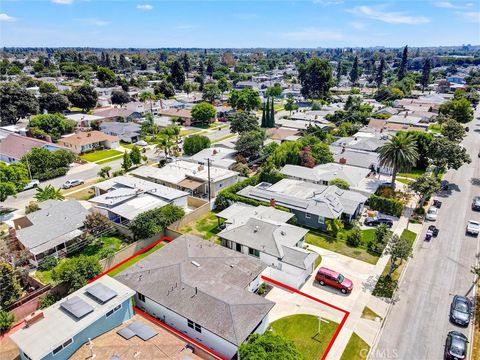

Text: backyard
xmin=80 ymin=149 xmax=123 ymax=163
xmin=305 ymin=229 xmax=379 ymax=265
xmin=269 ymin=314 xmax=339 ymax=360
xmin=179 ymin=212 xmax=222 ymax=243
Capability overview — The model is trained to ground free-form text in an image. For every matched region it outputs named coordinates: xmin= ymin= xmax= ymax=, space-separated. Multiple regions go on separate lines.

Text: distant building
xmin=65 ymin=114 xmax=104 ymax=128
xmin=184 ymin=147 xmax=238 ymax=169
xmin=99 ymin=122 xmax=141 ymax=143
xmin=58 ymin=131 xmax=119 ymax=154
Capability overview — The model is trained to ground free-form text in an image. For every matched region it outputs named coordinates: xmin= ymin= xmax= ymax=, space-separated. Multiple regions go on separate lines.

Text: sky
xmin=0 ymin=0 xmax=479 ymax=48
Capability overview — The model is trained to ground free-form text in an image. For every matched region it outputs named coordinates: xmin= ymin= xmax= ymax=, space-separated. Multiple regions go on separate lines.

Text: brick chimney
xmin=339 ymin=157 xmax=347 ymax=165
xmin=25 ymin=311 xmax=44 ymax=327
xmin=87 ymin=132 xmax=92 ymax=137
xmin=270 ymin=198 xmax=276 ymax=208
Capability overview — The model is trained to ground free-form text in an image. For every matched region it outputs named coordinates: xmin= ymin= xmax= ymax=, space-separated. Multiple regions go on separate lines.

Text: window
xmin=52 ymin=338 xmax=73 ymax=356
xmin=305 ymin=213 xmax=311 ymax=219
xmin=249 ymin=248 xmax=260 ymax=257
xmin=138 ymin=293 xmax=146 ymax=302
xmin=236 ymin=243 xmax=242 ymax=252
xmin=318 ymin=216 xmax=325 ymax=224
xmin=188 ymin=319 xmax=194 ymax=329
xmin=62 ymin=339 xmax=73 ymax=348
xmin=187 ymin=319 xmax=201 ymax=333
xmin=194 ymin=323 xmax=202 ymax=333
xmin=106 ymin=304 xmax=122 ymax=318
xmin=52 ymin=346 xmax=63 ymax=356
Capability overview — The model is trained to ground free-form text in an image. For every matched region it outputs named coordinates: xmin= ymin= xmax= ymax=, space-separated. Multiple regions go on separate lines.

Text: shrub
xmin=112 ymin=169 xmax=124 ymax=177
xmin=52 ymin=256 xmax=102 ymax=293
xmin=183 ymin=134 xmax=211 ymax=155
xmin=0 ymin=310 xmax=15 ymax=334
xmin=414 ymin=207 xmax=426 ymax=215
xmin=372 ymin=275 xmax=398 ymax=298
xmin=346 ymin=227 xmax=362 ymax=247
xmin=98 ymin=247 xmax=116 ymax=259
xmin=38 ymin=255 xmax=58 ymax=271
xmin=368 ymin=194 xmax=404 ymax=217
xmin=36 ymin=167 xmax=69 ymax=181
xmin=39 ymin=293 xmax=59 ymax=309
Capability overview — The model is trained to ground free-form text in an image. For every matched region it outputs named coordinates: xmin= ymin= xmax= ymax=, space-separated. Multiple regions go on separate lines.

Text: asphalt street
xmin=372 ymin=109 xmax=480 ymax=360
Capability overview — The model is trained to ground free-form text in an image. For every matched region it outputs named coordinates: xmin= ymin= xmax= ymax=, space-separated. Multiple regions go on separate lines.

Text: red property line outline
xmin=261 ymin=275 xmax=350 ymax=360
xmin=90 ymin=236 xmax=349 ymax=360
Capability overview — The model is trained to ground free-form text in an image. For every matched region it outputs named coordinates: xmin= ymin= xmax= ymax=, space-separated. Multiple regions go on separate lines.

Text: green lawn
xmin=340 ymin=332 xmax=371 ymax=360
xmin=397 ymin=178 xmax=414 ymax=185
xmin=107 ymin=241 xmax=166 ymax=277
xmin=398 ymin=169 xmax=426 ymax=180
xmin=361 ymin=306 xmax=382 ymax=321
xmin=180 ymin=129 xmax=202 ymax=137
xmin=35 ymin=268 xmax=55 ymax=285
xmin=80 ymin=149 xmax=123 ymax=162
xmin=96 ymin=154 xmax=124 ymax=165
xmin=179 ymin=212 xmax=222 ymax=242
xmin=428 ymin=123 xmax=442 ymax=133
xmin=70 ymin=235 xmax=128 ymax=258
xmin=270 ymin=314 xmax=339 ymax=360
xmin=306 ymin=229 xmax=379 ymax=265
xmin=120 ymin=142 xmax=136 ymax=150
xmin=211 ymin=134 xmax=236 ymax=144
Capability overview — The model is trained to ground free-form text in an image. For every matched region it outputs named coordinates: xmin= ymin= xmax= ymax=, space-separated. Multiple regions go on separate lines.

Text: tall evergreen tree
xmin=420 ymin=58 xmax=431 ymax=92
xmin=261 ymin=101 xmax=267 ymax=127
xmin=336 ymin=60 xmax=342 ymax=85
xmin=349 ymin=56 xmax=359 ymax=85
xmin=376 ymin=56 xmax=385 ymax=89
xmin=169 ymin=60 xmax=185 ymax=88
xmin=181 ymin=53 xmax=190 ymax=75
xmin=264 ymin=98 xmax=270 ymax=127
xmin=270 ymin=97 xmax=275 ymax=128
xmin=397 ymin=45 xmax=408 ymax=80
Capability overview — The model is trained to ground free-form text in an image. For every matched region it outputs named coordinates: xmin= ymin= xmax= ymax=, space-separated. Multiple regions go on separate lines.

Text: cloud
xmin=456 ymin=11 xmax=480 ymax=22
xmin=348 ymin=5 xmax=430 ymax=24
xmin=0 ymin=13 xmax=16 ymax=22
xmin=234 ymin=13 xmax=259 ymax=20
xmin=51 ymin=0 xmax=74 ymax=4
xmin=313 ymin=0 xmax=344 ymax=5
xmin=435 ymin=1 xmax=462 ymax=8
xmin=281 ymin=27 xmax=344 ymax=41
xmin=76 ymin=18 xmax=110 ymax=26
xmin=349 ymin=21 xmax=366 ymax=30
xmin=136 ymin=4 xmax=153 ymax=11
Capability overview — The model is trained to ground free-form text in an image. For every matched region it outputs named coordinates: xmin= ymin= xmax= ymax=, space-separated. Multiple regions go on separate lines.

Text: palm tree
xmin=35 ymin=185 xmax=65 ymax=202
xmin=98 ymin=166 xmax=112 ymax=179
xmin=155 ymin=136 xmax=174 ymax=160
xmin=378 ymin=132 xmax=419 ymax=185
xmin=139 ymin=91 xmax=156 ymax=113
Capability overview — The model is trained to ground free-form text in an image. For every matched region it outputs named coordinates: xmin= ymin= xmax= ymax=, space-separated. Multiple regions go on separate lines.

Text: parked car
xmin=466 ymin=220 xmax=480 ymax=236
xmin=23 ymin=179 xmax=40 ymax=191
xmin=428 ymin=225 xmax=439 ymax=237
xmin=364 ymin=217 xmax=393 ymax=228
xmin=444 ymin=331 xmax=468 ymax=360
xmin=62 ymin=179 xmax=84 ymax=189
xmin=425 ymin=207 xmax=438 ymax=221
xmin=449 ymin=295 xmax=472 ymax=327
xmin=433 ymin=200 xmax=442 ymax=208
xmin=472 ymin=196 xmax=480 ymax=211
xmin=315 ymin=267 xmax=353 ymax=294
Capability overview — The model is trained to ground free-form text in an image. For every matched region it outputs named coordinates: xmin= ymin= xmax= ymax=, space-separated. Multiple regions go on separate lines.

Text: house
xmin=58 ymin=131 xmax=120 ymax=154
xmin=0 ymin=130 xmax=66 ymax=164
xmin=115 ymin=234 xmax=274 ymax=359
xmin=217 ymin=203 xmax=318 ymax=289
xmin=366 ymin=119 xmax=427 ymax=133
xmin=10 ymin=276 xmax=135 ymax=360
xmin=131 ymin=162 xmax=238 ymax=198
xmin=331 ymin=131 xmax=388 ymax=153
xmin=93 ymin=102 xmax=146 ymax=121
xmin=280 ymin=163 xmax=383 ymax=196
xmin=99 ymin=122 xmax=141 ymax=143
xmin=65 ymin=114 xmax=104 ymax=128
xmin=184 ymin=147 xmax=238 ymax=169
xmin=237 ymin=179 xmax=367 ymax=230
xmin=276 ymin=119 xmax=330 ymax=132
xmin=90 ymin=175 xmax=189 ymax=223
xmin=330 ymin=146 xmax=394 ymax=175
xmin=12 ymin=200 xmax=89 ymax=266
xmin=156 ymin=108 xmax=193 ymax=126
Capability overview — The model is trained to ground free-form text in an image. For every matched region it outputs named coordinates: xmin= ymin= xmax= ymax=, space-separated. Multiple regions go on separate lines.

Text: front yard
xmin=80 ymin=149 xmax=123 ymax=163
xmin=340 ymin=332 xmax=370 ymax=360
xmin=306 ymin=229 xmax=380 ymax=265
xmin=269 ymin=314 xmax=339 ymax=360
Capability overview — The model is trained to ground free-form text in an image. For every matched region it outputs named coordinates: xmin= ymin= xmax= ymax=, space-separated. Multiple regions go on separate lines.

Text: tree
xmin=284 ymin=95 xmax=298 ymax=115
xmin=349 ymin=55 xmax=359 ymax=85
xmin=427 ymin=137 xmax=471 ymax=174
xmin=0 ymin=161 xmax=29 ymax=202
xmin=441 ymin=118 xmax=466 ymax=142
xmin=156 ymin=135 xmax=174 ymax=159
xmin=128 ymin=204 xmax=185 ymax=240
xmin=170 ymin=60 xmax=186 ymax=88
xmin=97 ymin=67 xmax=116 ymax=86
xmin=229 ymin=88 xmax=261 ymax=111
xmin=420 ymin=58 xmax=431 ymax=92
xmin=182 ymin=81 xmax=196 ymax=95
xmin=376 ymin=56 xmax=385 ymax=89
xmin=191 ymin=102 xmax=216 ymax=125
xmin=29 ymin=113 xmax=74 ymax=141
xmin=378 ymin=132 xmax=419 ymax=185
xmin=266 ymin=83 xmax=282 ymax=97
xmin=267 ymin=97 xmax=276 ymax=128
xmin=0 ymin=83 xmax=39 ymax=125
xmin=98 ymin=166 xmax=112 ymax=179
xmin=35 ymin=185 xmax=65 ymax=202
xmin=329 ymin=178 xmax=350 ymax=190
xmin=409 ymin=175 xmax=440 ymax=206
xmin=397 ymin=45 xmax=408 ymax=81
xmin=218 ymin=77 xmax=231 ymax=93
xmin=299 ymin=146 xmax=315 ymax=168
xmin=84 ymin=212 xmax=111 ymax=236
xmin=183 ymin=134 xmax=211 ymax=155
xmin=67 ymin=84 xmax=98 ymax=112
xmin=202 ymin=82 xmax=221 ymax=103
xmin=0 ymin=310 xmax=15 ymax=333
xmin=39 ymin=82 xmax=57 ymax=94
xmin=238 ymin=332 xmax=303 ymax=360
xmin=52 ymin=256 xmax=102 ymax=293
xmin=235 ymin=130 xmax=265 ymax=158
xmin=298 ymin=57 xmax=334 ymax=100
xmin=25 ymin=201 xmax=40 ymax=214
xmin=111 ymin=90 xmax=130 ymax=105
xmin=454 ymin=88 xmax=480 ymax=107
xmin=385 ymin=234 xmax=412 ymax=277
xmin=229 ymin=111 xmax=259 ymax=134
xmin=154 ymin=81 xmax=176 ymax=98
xmin=336 ymin=60 xmax=342 ymax=85
xmin=127 ymin=146 xmax=141 ymax=166
xmin=370 ymin=223 xmax=392 ymax=254
xmin=122 ymin=151 xmax=132 ymax=171
xmin=181 ymin=53 xmax=190 ymax=74
xmin=439 ymin=98 xmax=474 ymax=124
xmin=39 ymin=93 xmax=70 ymax=114
xmin=346 ymin=225 xmax=362 ymax=247
xmin=21 ymin=148 xmax=75 ymax=180
xmin=325 ymin=218 xmax=344 ymax=237
xmin=0 ymin=262 xmax=22 ymax=308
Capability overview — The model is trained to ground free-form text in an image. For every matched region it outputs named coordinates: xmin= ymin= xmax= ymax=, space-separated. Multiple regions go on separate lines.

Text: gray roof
xmin=330 ymin=146 xmax=380 ymax=170
xmin=332 ymin=134 xmax=387 ymax=152
xmin=216 ymin=203 xmax=293 ymax=224
xmin=281 ymin=246 xmax=318 ymax=270
xmin=100 ymin=121 xmax=141 ymax=135
xmin=115 ymin=235 xmax=273 ymax=346
xmin=16 ymin=200 xmax=88 ymax=255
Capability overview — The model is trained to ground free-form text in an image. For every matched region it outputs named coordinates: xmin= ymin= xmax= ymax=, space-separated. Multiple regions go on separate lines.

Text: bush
xmin=414 ymin=207 xmax=426 ymax=215
xmin=183 ymin=134 xmax=211 ymax=155
xmin=372 ymin=275 xmax=398 ymax=298
xmin=38 ymin=255 xmax=58 ymax=271
xmin=368 ymin=194 xmax=404 ymax=217
xmin=98 ymin=247 xmax=116 ymax=259
xmin=112 ymin=169 xmax=124 ymax=177
xmin=346 ymin=228 xmax=362 ymax=247
xmin=52 ymin=256 xmax=102 ymax=293
xmin=36 ymin=167 xmax=69 ymax=181
xmin=39 ymin=293 xmax=59 ymax=309
xmin=0 ymin=310 xmax=15 ymax=334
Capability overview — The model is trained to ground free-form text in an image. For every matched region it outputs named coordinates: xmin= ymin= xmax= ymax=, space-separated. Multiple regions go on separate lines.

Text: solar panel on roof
xmin=86 ymin=282 xmax=118 ymax=304
xmin=128 ymin=321 xmax=158 ymax=341
xmin=60 ymin=296 xmax=94 ymax=319
xmin=117 ymin=327 xmax=136 ymax=340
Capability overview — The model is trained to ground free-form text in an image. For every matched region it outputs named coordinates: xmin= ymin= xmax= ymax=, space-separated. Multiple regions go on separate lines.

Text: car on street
xmin=23 ymin=179 xmax=40 ymax=190
xmin=433 ymin=199 xmax=442 ymax=208
xmin=425 ymin=207 xmax=438 ymax=221
xmin=449 ymin=295 xmax=472 ymax=327
xmin=472 ymin=196 xmax=480 ymax=211
xmin=466 ymin=220 xmax=480 ymax=236
xmin=315 ymin=267 xmax=353 ymax=294
xmin=364 ymin=217 xmax=393 ymax=228
xmin=428 ymin=225 xmax=439 ymax=237
xmin=62 ymin=179 xmax=84 ymax=189
xmin=444 ymin=331 xmax=468 ymax=360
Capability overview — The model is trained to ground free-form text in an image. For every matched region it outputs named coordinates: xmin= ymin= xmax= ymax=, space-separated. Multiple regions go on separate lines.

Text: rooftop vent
xmin=191 ymin=261 xmax=200 ymax=267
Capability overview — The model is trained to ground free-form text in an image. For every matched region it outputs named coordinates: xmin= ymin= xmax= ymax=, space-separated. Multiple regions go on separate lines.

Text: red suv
xmin=315 ymin=267 xmax=353 ymax=294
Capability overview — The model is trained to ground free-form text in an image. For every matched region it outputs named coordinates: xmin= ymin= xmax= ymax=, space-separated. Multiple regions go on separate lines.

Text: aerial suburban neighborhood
xmin=0 ymin=1 xmax=479 ymax=360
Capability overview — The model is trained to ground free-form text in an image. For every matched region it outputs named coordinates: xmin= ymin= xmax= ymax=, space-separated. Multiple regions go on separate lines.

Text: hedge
xmin=36 ymin=167 xmax=69 ymax=181
xmin=367 ymin=194 xmax=404 ymax=217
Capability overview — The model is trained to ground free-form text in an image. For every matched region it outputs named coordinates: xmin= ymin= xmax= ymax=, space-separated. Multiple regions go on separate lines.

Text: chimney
xmin=270 ymin=198 xmax=276 ymax=208
xmin=87 ymin=132 xmax=92 ymax=137
xmin=341 ymin=146 xmax=345 ymax=154
xmin=198 ymin=165 xmax=204 ymax=171
xmin=212 ymin=149 xmax=218 ymax=155
xmin=25 ymin=311 xmax=44 ymax=327
xmin=339 ymin=157 xmax=347 ymax=165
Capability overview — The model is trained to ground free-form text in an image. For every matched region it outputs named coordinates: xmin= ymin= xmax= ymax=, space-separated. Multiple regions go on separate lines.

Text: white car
xmin=62 ymin=179 xmax=84 ymax=189
xmin=425 ymin=207 xmax=438 ymax=221
xmin=466 ymin=220 xmax=480 ymax=236
xmin=23 ymin=179 xmax=40 ymax=190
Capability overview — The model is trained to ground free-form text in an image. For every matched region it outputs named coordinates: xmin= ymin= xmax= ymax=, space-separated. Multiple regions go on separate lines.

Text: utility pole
xmin=207 ymin=158 xmax=211 ymax=202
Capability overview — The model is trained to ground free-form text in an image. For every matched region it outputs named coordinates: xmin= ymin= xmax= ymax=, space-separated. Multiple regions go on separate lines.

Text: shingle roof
xmin=115 ymin=235 xmax=273 ymax=346
xmin=59 ymin=131 xmax=119 ymax=146
xmin=0 ymin=132 xmax=65 ymax=161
